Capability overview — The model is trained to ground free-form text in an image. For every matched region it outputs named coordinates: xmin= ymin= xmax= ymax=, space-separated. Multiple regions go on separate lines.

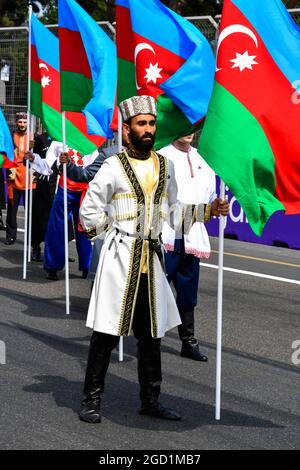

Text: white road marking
xmin=200 ymin=263 xmax=300 ymax=285
xmin=13 ymin=228 xmax=299 ymax=284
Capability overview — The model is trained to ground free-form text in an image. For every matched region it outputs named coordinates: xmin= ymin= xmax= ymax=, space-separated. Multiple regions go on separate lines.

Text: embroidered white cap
xmin=119 ymin=95 xmax=157 ymax=122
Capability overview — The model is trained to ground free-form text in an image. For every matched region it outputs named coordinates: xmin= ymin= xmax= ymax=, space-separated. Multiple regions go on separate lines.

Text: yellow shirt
xmin=128 ymin=151 xmax=159 ymax=273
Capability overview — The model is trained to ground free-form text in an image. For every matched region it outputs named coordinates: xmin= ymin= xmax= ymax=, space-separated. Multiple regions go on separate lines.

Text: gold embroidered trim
xmin=147 ymin=152 xmax=167 ymax=338
xmin=112 ymin=192 xmax=135 ymax=200
xmin=115 ymin=213 xmax=136 ymax=221
xmin=151 ymin=153 xmax=167 ymax=231
xmin=204 ymin=204 xmax=211 ymax=222
xmin=118 ymin=238 xmax=144 ymax=336
xmin=159 ymin=210 xmax=168 ymax=221
xmin=148 ymin=248 xmax=158 ymax=338
xmin=116 ymin=151 xmax=145 ymax=336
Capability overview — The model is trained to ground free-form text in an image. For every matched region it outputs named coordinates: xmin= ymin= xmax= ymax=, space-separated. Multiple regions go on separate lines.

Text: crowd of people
xmin=0 ymin=96 xmax=229 ymax=423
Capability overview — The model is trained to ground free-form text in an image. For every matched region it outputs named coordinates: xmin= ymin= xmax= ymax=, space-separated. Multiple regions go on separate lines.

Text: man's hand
xmin=24 ymin=151 xmax=35 ymax=163
xmin=8 ymin=168 xmax=17 ymax=180
xmin=211 ymin=198 xmax=230 ymax=217
xmin=59 ymin=152 xmax=71 ymax=164
xmin=85 ymin=227 xmax=97 ymax=240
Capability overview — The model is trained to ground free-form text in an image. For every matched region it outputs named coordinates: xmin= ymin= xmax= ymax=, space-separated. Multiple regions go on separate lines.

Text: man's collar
xmin=126 ymin=147 xmax=152 ymax=160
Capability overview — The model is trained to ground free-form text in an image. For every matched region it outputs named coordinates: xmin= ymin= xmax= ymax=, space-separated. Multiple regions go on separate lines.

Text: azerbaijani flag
xmin=0 ymin=107 xmax=15 ymax=168
xmin=30 ymin=14 xmax=105 ymax=155
xmin=58 ymin=0 xmax=117 ymax=138
xmin=116 ymin=0 xmax=215 ymax=149
xmin=199 ymin=0 xmax=300 ymax=236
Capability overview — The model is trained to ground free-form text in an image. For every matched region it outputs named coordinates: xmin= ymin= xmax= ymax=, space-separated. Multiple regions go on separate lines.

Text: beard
xmin=129 ymin=129 xmax=155 ymax=152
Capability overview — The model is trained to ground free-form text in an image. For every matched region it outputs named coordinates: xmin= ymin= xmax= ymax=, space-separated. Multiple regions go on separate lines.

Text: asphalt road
xmin=0 ymin=212 xmax=299 ymax=450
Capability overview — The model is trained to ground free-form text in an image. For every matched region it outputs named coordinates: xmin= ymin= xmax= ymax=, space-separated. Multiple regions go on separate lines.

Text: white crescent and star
xmin=134 ymin=43 xmax=163 ymax=90
xmin=39 ymin=63 xmax=49 ymax=72
xmin=39 ymin=63 xmax=51 ymax=88
xmin=216 ymin=24 xmax=259 ymax=73
xmin=134 ymin=43 xmax=156 ymax=63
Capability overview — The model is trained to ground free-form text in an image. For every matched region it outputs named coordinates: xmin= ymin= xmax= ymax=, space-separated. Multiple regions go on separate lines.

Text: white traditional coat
xmin=79 ymin=150 xmax=190 ymax=338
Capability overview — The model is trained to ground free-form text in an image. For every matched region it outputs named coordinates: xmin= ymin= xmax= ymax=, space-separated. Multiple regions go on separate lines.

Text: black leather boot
xmin=79 ymin=332 xmax=118 ymax=424
xmin=4 ymin=237 xmax=15 ymax=245
xmin=46 ymin=269 xmax=58 ymax=281
xmin=32 ymin=245 xmax=42 ymax=262
xmin=178 ymin=310 xmax=208 ymax=362
xmin=137 ymin=338 xmax=181 ymax=421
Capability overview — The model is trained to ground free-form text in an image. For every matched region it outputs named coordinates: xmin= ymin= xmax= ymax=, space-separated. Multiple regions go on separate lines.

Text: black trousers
xmin=31 ymin=178 xmax=53 ymax=247
xmin=0 ymin=170 xmax=5 ymax=210
xmin=83 ymin=274 xmax=162 ymax=407
xmin=6 ymin=188 xmax=35 ymax=242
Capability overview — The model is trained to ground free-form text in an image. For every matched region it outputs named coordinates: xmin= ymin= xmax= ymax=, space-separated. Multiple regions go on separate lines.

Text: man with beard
xmin=78 ymin=95 xmax=226 ymax=424
xmin=5 ymin=112 xmax=35 ymax=245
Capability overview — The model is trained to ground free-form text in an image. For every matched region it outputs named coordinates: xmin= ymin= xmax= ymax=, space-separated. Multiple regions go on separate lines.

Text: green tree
xmin=0 ymin=0 xmax=29 ymax=26
xmin=1 ymin=0 xmax=300 ymax=27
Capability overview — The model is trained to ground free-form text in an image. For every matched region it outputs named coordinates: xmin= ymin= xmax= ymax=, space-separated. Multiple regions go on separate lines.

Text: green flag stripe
xmin=117 ymin=58 xmax=137 ymax=103
xmin=42 ymin=103 xmax=97 ymax=154
xmin=30 ymin=91 xmax=97 ymax=155
xmin=60 ymin=71 xmax=93 ymax=112
xmin=199 ymin=82 xmax=284 ymax=236
xmin=30 ymin=79 xmax=43 ymax=117
xmin=155 ymin=94 xmax=201 ymax=150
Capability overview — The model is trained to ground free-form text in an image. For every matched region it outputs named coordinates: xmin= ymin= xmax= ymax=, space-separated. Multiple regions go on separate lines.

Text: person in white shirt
xmin=160 ymin=134 xmax=229 ymax=361
xmin=25 ymin=141 xmax=98 ymax=280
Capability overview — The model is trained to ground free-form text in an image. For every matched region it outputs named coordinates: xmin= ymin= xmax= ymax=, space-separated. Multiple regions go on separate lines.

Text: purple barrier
xmin=206 ymin=178 xmax=300 ymax=250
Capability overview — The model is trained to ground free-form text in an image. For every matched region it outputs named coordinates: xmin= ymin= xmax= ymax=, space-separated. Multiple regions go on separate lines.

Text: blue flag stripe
xmin=232 ymin=0 xmax=300 ymax=87
xmin=117 ymin=0 xmax=215 ymax=125
xmin=31 ymin=15 xmax=59 ymax=71
xmin=116 ymin=0 xmax=193 ymax=60
xmin=58 ymin=0 xmax=116 ymax=138
xmin=0 ymin=108 xmax=14 ymax=162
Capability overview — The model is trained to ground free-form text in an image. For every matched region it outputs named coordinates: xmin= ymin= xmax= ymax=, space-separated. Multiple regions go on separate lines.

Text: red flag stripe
xmin=66 ymin=112 xmax=105 ymax=146
xmin=216 ymin=2 xmax=300 ymax=213
xmin=59 ymin=27 xmax=92 ymax=79
xmin=116 ymin=5 xmax=136 ymax=63
xmin=32 ymin=47 xmax=104 ymax=147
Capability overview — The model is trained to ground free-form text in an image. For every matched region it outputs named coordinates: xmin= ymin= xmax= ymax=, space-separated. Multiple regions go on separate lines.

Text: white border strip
xmin=201 ymin=263 xmax=300 ymax=285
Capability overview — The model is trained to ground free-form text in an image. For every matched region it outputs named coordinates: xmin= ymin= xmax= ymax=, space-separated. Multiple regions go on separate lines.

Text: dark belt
xmin=109 ymin=228 xmax=165 ymax=270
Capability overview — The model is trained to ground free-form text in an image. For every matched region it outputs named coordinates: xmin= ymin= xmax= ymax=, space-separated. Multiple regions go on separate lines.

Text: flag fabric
xmin=199 ymin=0 xmax=300 ymax=236
xmin=30 ymin=14 xmax=105 ymax=155
xmin=58 ymin=0 xmax=117 ymax=138
xmin=116 ymin=0 xmax=215 ymax=149
xmin=0 ymin=108 xmax=15 ymax=168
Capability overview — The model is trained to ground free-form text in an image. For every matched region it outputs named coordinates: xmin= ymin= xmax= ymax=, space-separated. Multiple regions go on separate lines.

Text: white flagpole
xmin=62 ymin=111 xmax=70 ymax=315
xmin=215 ymin=179 xmax=226 ymax=420
xmin=23 ymin=3 xmax=32 ymax=280
xmin=118 ymin=108 xmax=124 ymax=362
xmin=28 ymin=114 xmax=34 ymax=262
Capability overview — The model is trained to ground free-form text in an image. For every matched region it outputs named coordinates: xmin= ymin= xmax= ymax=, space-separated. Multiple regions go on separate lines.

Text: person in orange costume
xmin=5 ymin=112 xmax=35 ymax=245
